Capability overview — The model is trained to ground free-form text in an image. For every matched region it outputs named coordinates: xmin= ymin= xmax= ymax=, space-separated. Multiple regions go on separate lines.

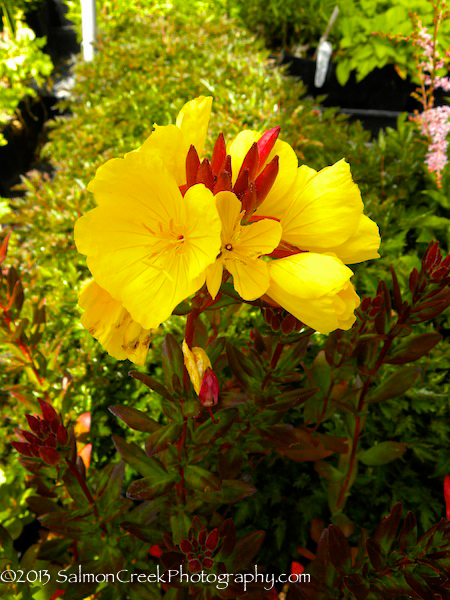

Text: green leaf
xmin=385 ymin=333 xmax=442 ymax=364
xmin=128 ymin=371 xmax=174 ymax=402
xmin=109 ymin=404 xmax=161 ymax=432
xmin=145 ymin=422 xmax=183 ymax=456
xmin=126 ymin=475 xmax=176 ymax=501
xmin=162 ymin=334 xmax=185 ymax=393
xmin=193 ymin=409 xmax=237 ymax=445
xmin=184 ymin=465 xmax=221 ymax=491
xmin=229 ymin=531 xmax=265 ymax=570
xmin=112 ymin=435 xmax=168 ymax=479
xmin=368 ymin=367 xmax=421 ymax=403
xmin=359 ymin=441 xmax=407 ymax=466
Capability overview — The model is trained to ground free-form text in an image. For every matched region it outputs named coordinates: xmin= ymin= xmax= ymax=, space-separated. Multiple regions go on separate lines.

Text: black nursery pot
xmin=279 ymin=54 xmax=449 ymax=134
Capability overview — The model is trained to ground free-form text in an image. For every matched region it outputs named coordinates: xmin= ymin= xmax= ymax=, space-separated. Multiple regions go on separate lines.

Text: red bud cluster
xmin=263 ymin=307 xmax=303 ymax=334
xmin=359 ymin=294 xmax=384 ymax=317
xmin=179 ymin=527 xmax=220 ymax=573
xmin=179 ymin=128 xmax=281 ymax=221
xmin=12 ymin=400 xmax=69 ymax=466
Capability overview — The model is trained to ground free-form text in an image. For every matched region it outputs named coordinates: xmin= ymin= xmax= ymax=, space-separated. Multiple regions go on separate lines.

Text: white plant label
xmin=314 ymin=40 xmax=333 ymax=88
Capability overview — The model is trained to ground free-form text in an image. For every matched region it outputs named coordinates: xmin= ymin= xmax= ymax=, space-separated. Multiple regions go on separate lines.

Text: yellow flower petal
xmin=206 ymin=260 xmax=224 ymax=299
xmin=303 ymin=214 xmax=381 ymax=264
xmin=238 ymin=218 xmax=282 ymax=257
xmin=176 ymin=96 xmax=212 ymax=158
xmin=228 ymin=130 xmax=298 ymax=215
xmin=139 ymin=125 xmax=188 ymax=186
xmin=280 ymin=159 xmax=364 ymax=250
xmin=267 ymin=253 xmax=359 ymax=333
xmin=215 ymin=191 xmax=243 ymax=241
xmin=75 ymin=154 xmax=221 ymax=329
xmin=79 ymin=280 xmax=152 ymax=365
xmin=255 ymin=164 xmax=317 ymax=219
xmin=225 ymin=253 xmax=270 ymax=300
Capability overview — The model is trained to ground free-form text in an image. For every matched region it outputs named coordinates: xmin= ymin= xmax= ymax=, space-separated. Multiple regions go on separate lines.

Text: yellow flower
xmin=205 ymin=192 xmax=282 ymax=301
xmin=79 ymin=280 xmax=153 ymax=365
xmin=267 ymin=253 xmax=360 ymax=333
xmin=75 ymin=151 xmax=222 ymax=330
xmin=228 ymin=133 xmax=380 ymax=265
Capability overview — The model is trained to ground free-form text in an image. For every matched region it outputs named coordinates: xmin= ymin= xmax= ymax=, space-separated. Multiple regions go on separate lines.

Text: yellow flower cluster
xmin=74 ymin=97 xmax=380 ymax=364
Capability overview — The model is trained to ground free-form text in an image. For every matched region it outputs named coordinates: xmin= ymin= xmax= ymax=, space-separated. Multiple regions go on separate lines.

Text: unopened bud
xmin=198 ymin=528 xmax=207 ymax=547
xmin=12 ymin=441 xmax=35 ymax=458
xmin=203 ymin=558 xmax=214 ymax=569
xmin=56 ymin=425 xmax=68 ymax=446
xmin=39 ymin=400 xmax=59 ymax=424
xmin=199 ymin=368 xmax=219 ymax=408
xmin=25 ymin=414 xmax=42 ymax=437
xmin=39 ymin=446 xmax=61 ymax=465
xmin=180 ymin=539 xmax=194 ymax=555
xmin=205 ymin=528 xmax=219 ymax=551
xmin=188 ymin=559 xmax=202 ymax=573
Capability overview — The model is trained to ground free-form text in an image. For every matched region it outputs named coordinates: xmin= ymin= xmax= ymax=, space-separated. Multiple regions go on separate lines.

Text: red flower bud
xmin=205 ymin=528 xmax=219 ymax=551
xmin=424 ymin=241 xmax=440 ymax=270
xmin=291 ymin=561 xmax=304 ymax=576
xmin=196 ymin=159 xmax=214 ymax=192
xmin=241 ymin=182 xmax=257 ymax=216
xmin=199 ymin=368 xmax=219 ymax=408
xmin=50 ymin=418 xmax=60 ymax=434
xmin=40 ymin=420 xmax=50 ymax=435
xmin=180 ymin=539 xmax=194 ymax=555
xmin=39 ymin=400 xmax=59 ymax=424
xmin=188 ymin=559 xmax=202 ymax=573
xmin=213 ymin=170 xmax=232 ymax=194
xmin=233 ymin=168 xmax=249 ymax=200
xmin=22 ymin=431 xmax=43 ymax=446
xmin=186 ymin=145 xmax=200 ymax=188
xmin=56 ymin=425 xmax=68 ymax=446
xmin=26 ymin=414 xmax=42 ymax=437
xmin=257 ymin=126 xmax=280 ymax=170
xmin=431 ymin=266 xmax=448 ymax=281
xmin=254 ymin=155 xmax=279 ymax=206
xmin=444 ymin=474 xmax=450 ymax=521
xmin=281 ymin=314 xmax=298 ymax=335
xmin=43 ymin=435 xmax=56 ymax=448
xmin=203 ymin=558 xmax=214 ymax=569
xmin=211 ymin=133 xmax=227 ymax=175
xmin=12 ymin=441 xmax=35 ymax=458
xmin=39 ymin=446 xmax=61 ymax=465
xmin=148 ymin=544 xmax=161 ymax=558
xmin=360 ymin=297 xmax=371 ymax=312
xmin=198 ymin=528 xmax=207 ymax=547
xmin=236 ymin=142 xmax=259 ymax=184
xmin=409 ymin=268 xmax=420 ymax=294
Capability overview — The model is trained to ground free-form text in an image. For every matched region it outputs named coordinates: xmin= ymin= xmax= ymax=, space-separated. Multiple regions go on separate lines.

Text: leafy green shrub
xmin=0 ymin=8 xmax=53 ymax=145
